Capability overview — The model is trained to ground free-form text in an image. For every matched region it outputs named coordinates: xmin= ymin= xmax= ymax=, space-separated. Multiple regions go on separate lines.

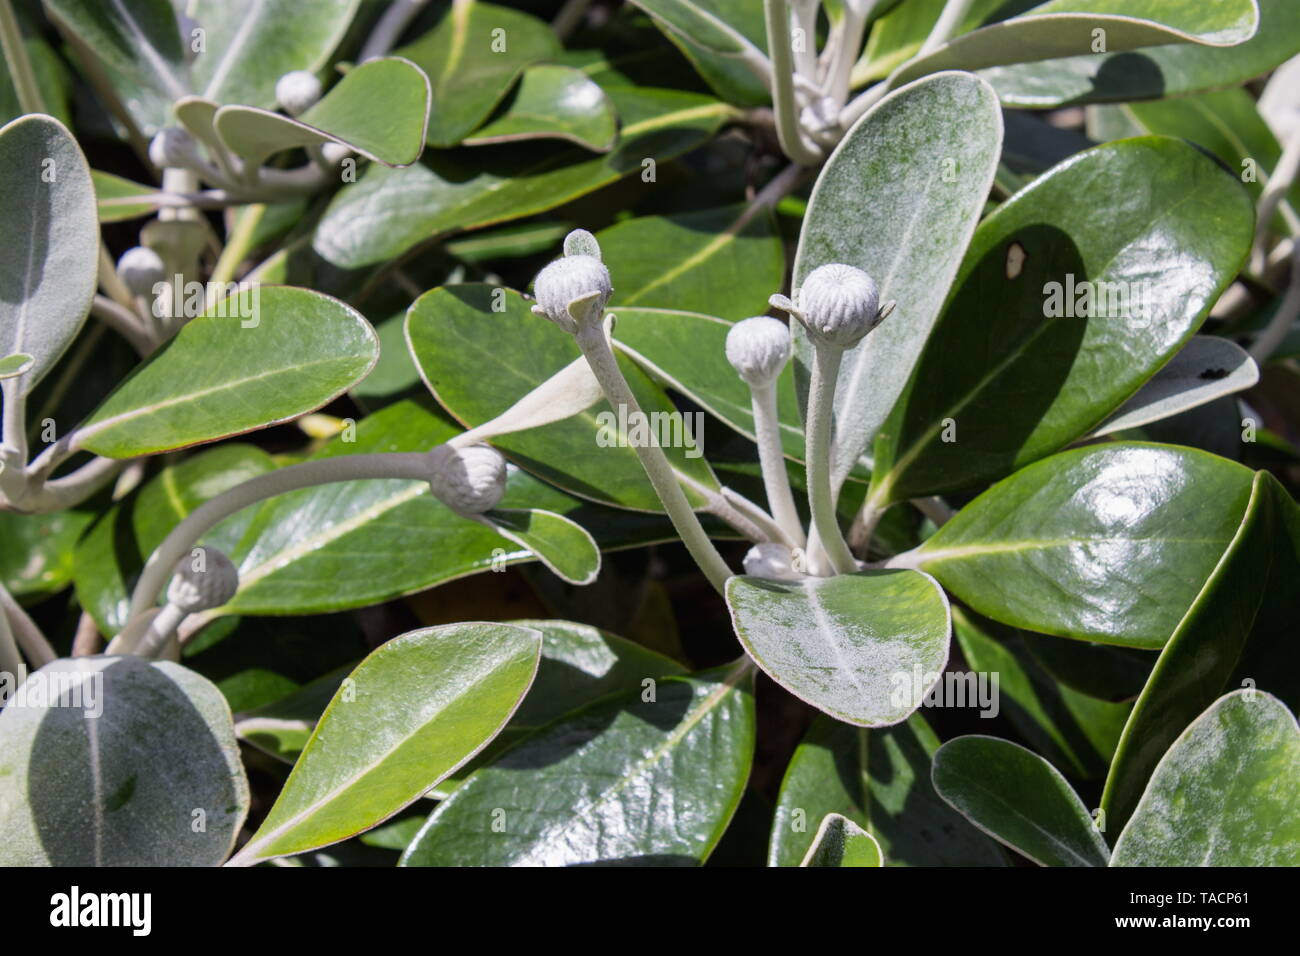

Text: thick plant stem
xmin=574 ymin=323 xmax=734 ymax=594
xmin=826 ymin=1 xmax=871 ymax=106
xmin=127 ymin=452 xmax=436 ymax=619
xmin=764 ymin=0 xmax=823 ymax=166
xmin=806 ymin=346 xmax=857 ymax=574
xmin=0 ymin=603 xmax=26 ymax=685
xmin=0 ymin=0 xmax=45 ymax=115
xmin=133 ymin=603 xmax=187 ymax=659
xmin=750 ymin=380 xmax=805 ymax=546
xmin=0 ymin=583 xmax=55 ymax=667
xmin=916 ymin=0 xmax=976 ymax=59
xmin=1253 ymin=125 xmax=1300 ymax=272
xmin=790 ymin=0 xmax=819 ymax=80
xmin=1250 ymin=243 xmax=1300 ymax=363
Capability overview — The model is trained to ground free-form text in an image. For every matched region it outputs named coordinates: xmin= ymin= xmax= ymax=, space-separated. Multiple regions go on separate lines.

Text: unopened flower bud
xmin=428 ymin=443 xmax=507 ymax=514
xmin=116 ymin=246 xmax=167 ymax=297
xmin=320 ymin=142 xmax=352 ymax=165
xmin=276 ymin=70 xmax=323 ymax=116
xmin=780 ymin=263 xmax=883 ymax=349
xmin=743 ymin=542 xmax=803 ymax=581
xmin=149 ymin=127 xmax=201 ymax=170
xmin=166 ymin=547 xmax=239 ymax=613
xmin=725 ymin=316 xmax=792 ymax=387
xmin=531 ymin=253 xmax=613 ymax=333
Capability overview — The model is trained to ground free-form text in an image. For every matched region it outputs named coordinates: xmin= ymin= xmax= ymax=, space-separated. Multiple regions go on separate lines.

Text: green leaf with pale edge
xmin=952 ymin=607 xmax=1130 ymax=780
xmin=801 ymin=814 xmax=883 ymax=867
xmin=312 ymin=87 xmax=730 ymax=268
xmin=44 ymin=0 xmax=190 ymax=136
xmin=397 ymin=0 xmax=559 ymax=148
xmin=0 ymin=115 xmax=98 ymax=395
xmin=1111 ymin=691 xmax=1300 ymax=866
xmin=597 ymin=204 xmax=784 ymax=320
xmin=0 ymin=656 xmax=247 ymax=865
xmin=401 ymin=661 xmax=755 ymax=866
xmin=768 ymin=713 xmax=1007 ymax=867
xmin=932 ymin=735 xmax=1110 ymax=867
xmin=624 ymin=0 xmax=759 ymax=54
xmin=982 ymin=0 xmax=1296 ymax=108
xmin=867 ymin=137 xmax=1253 ymax=505
xmin=892 ymin=0 xmax=1259 ymax=86
xmin=726 ymin=570 xmax=951 ymax=727
xmin=189 ymin=0 xmax=360 ymax=110
xmin=624 ymin=0 xmax=769 ymax=106
xmin=73 ymin=444 xmax=277 ymax=635
xmin=230 ymin=624 xmax=542 ymax=865
xmin=907 ymin=443 xmax=1255 ymax=647
xmin=465 ymin=65 xmax=617 ymax=151
xmin=213 ymin=57 xmax=430 ymax=168
xmin=92 ymin=170 xmax=159 ymax=222
xmin=792 ymin=72 xmax=1002 ymax=492
xmin=1102 ymin=470 xmax=1300 ymax=831
xmin=74 ymin=287 xmax=378 ymax=458
xmin=482 ymin=508 xmax=600 ymax=585
xmin=406 ymin=285 xmax=720 ymax=512
xmin=0 ymin=353 xmax=32 ymax=379
xmin=213 ymin=401 xmax=699 ymax=618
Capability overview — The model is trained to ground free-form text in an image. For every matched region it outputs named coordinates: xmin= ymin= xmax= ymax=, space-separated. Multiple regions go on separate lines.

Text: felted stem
xmin=0 ymin=0 xmax=45 ymax=115
xmin=764 ymin=0 xmax=824 ymax=166
xmin=750 ymin=380 xmax=805 ymax=546
xmin=360 ymin=0 xmax=430 ymax=61
xmin=91 ymin=295 xmax=156 ymax=355
xmin=916 ymin=0 xmax=976 ymax=59
xmin=1250 ymin=243 xmax=1300 ymax=363
xmin=132 ymin=603 xmax=187 ymax=659
xmin=0 ymin=583 xmax=55 ymax=667
xmin=1253 ymin=125 xmax=1300 ymax=273
xmin=0 ymin=601 xmax=26 ymax=686
xmin=574 ymin=322 xmax=734 ymax=594
xmin=790 ymin=0 xmax=819 ymax=81
xmin=806 ymin=345 xmax=857 ymax=574
xmin=825 ymin=2 xmax=870 ymax=106
xmin=127 ymin=452 xmax=436 ymax=620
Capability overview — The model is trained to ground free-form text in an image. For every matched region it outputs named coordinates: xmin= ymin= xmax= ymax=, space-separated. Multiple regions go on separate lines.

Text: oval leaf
xmin=727 ymin=569 xmax=952 ymax=727
xmin=481 ymin=508 xmax=600 ymax=585
xmin=464 ymin=64 xmax=617 ymax=151
xmin=229 ymin=623 xmax=542 ymax=865
xmin=800 ymin=814 xmax=883 ymax=867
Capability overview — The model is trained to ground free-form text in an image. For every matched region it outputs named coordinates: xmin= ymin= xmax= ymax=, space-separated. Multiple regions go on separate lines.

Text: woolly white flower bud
xmin=725 ymin=316 xmax=792 ymax=387
xmin=116 ymin=246 xmax=167 ymax=297
xmin=149 ymin=127 xmax=201 ymax=170
xmin=320 ymin=142 xmax=352 ymax=165
xmin=428 ymin=443 xmax=507 ymax=514
xmin=531 ymin=253 xmax=613 ymax=333
xmin=791 ymin=263 xmax=882 ymax=349
xmin=743 ymin=542 xmax=802 ymax=581
xmin=276 ymin=70 xmax=323 ymax=116
xmin=166 ymin=547 xmax=239 ymax=613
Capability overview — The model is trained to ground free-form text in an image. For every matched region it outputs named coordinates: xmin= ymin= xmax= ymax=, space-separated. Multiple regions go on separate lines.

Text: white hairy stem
xmin=806 ymin=345 xmax=858 ymax=574
xmin=749 ymin=379 xmax=806 ymax=546
xmin=764 ymin=0 xmax=825 ymax=166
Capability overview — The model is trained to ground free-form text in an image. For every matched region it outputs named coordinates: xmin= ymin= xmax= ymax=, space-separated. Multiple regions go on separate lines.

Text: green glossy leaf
xmin=792 ymin=72 xmax=1002 ymax=492
xmin=932 ymin=735 xmax=1110 ymax=867
xmin=726 ymin=569 xmax=951 ymax=727
xmin=1111 ymin=690 xmax=1300 ymax=866
xmin=0 ymin=7 xmax=72 ymax=127
xmin=893 ymin=0 xmax=1259 ymax=86
xmin=406 ymin=285 xmax=720 ymax=512
xmin=230 ymin=623 xmax=541 ymax=864
xmin=902 ymin=443 xmax=1256 ymax=647
xmin=625 ymin=0 xmax=762 ymax=54
xmin=597 ymin=204 xmax=784 ymax=320
xmin=401 ymin=660 xmax=755 ymax=866
xmin=465 ymin=64 xmax=616 ymax=151
xmin=1093 ymin=337 xmax=1259 ymax=437
xmin=215 ymin=401 xmax=699 ymax=617
xmin=73 ymin=287 xmax=379 ymax=458
xmin=983 ymin=0 xmax=1298 ymax=108
xmin=769 ymin=713 xmax=1007 ymax=867
xmin=92 ymin=169 xmax=160 ymax=222
xmin=1021 ymin=631 xmax=1154 ymax=701
xmin=313 ymin=87 xmax=731 ymax=268
xmin=625 ymin=0 xmax=769 ymax=106
xmin=73 ymin=443 xmax=277 ymax=635
xmin=189 ymin=0 xmax=360 ymax=110
xmin=482 ymin=508 xmax=600 ymax=585
xmin=800 ymin=814 xmax=883 ymax=867
xmin=953 ymin=607 xmax=1130 ymax=779
xmin=1102 ymin=470 xmax=1299 ymax=831
xmin=213 ymin=57 xmax=430 ymax=168
xmin=443 ymin=221 xmax=572 ymax=263
xmin=397 ymin=0 xmax=559 ymax=148
xmin=0 ymin=656 xmax=247 ymax=865
xmin=235 ymin=665 xmax=352 ymax=763
xmin=0 ymin=115 xmax=98 ymax=395
xmin=44 ymin=0 xmax=190 ymax=136
xmin=867 ymin=137 xmax=1253 ymax=505
xmin=0 ymin=506 xmax=95 ymax=601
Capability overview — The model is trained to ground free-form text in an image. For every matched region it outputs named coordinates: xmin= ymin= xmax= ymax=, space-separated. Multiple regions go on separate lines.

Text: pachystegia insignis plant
xmin=0 ymin=0 xmax=1297 ymax=868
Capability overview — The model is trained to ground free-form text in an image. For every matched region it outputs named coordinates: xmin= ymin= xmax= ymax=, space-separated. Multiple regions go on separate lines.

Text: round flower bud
xmin=428 ymin=443 xmax=507 ymax=514
xmin=149 ymin=127 xmax=201 ymax=170
xmin=320 ymin=142 xmax=352 ymax=165
xmin=531 ymin=254 xmax=612 ymax=333
xmin=797 ymin=263 xmax=881 ymax=349
xmin=166 ymin=547 xmax=239 ymax=613
xmin=743 ymin=542 xmax=802 ymax=581
xmin=116 ymin=246 xmax=167 ymax=297
xmin=276 ymin=70 xmax=323 ymax=116
xmin=725 ymin=316 xmax=792 ymax=387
